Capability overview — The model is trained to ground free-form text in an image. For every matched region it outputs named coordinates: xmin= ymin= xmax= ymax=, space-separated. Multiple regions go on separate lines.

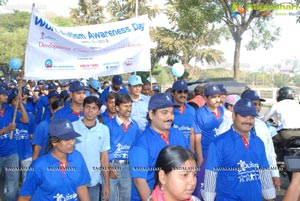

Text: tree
xmin=0 ymin=11 xmax=30 ymax=79
xmin=0 ymin=0 xmax=7 ymax=5
xmin=70 ymin=0 xmax=105 ymax=25
xmin=151 ymin=0 xmax=226 ymax=70
xmin=107 ymin=0 xmax=160 ymax=21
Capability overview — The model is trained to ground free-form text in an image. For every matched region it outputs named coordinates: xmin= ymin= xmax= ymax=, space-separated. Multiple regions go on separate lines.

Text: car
xmin=186 ymin=77 xmax=250 ymax=95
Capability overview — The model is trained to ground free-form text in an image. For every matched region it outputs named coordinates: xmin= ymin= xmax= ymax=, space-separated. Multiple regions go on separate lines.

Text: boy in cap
xmin=19 ymin=119 xmax=91 ymax=201
xmin=100 ymin=75 xmax=129 ymax=105
xmin=128 ymin=74 xmax=150 ymax=132
xmin=54 ymin=81 xmax=86 ymax=122
xmin=171 ymin=80 xmax=196 ymax=151
xmin=129 ymin=93 xmax=188 ymax=201
xmin=193 ymin=84 xmax=224 ymax=198
xmin=202 ymin=98 xmax=276 ymax=201
xmin=87 ymin=79 xmax=101 ymax=98
xmin=223 ymin=94 xmax=241 ymax=120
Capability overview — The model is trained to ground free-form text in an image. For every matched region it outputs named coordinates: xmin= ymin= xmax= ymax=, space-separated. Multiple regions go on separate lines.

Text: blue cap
xmin=172 ymin=80 xmax=188 ymax=91
xmin=217 ymin=84 xmax=227 ymax=94
xmin=204 ymin=84 xmax=221 ymax=96
xmin=128 ymin=75 xmax=143 ymax=86
xmin=0 ymin=88 xmax=7 ymax=95
xmin=41 ymin=84 xmax=49 ymax=90
xmin=241 ymin=90 xmax=265 ymax=102
xmin=48 ymin=90 xmax=59 ymax=98
xmin=8 ymin=88 xmax=18 ymax=103
xmin=60 ymin=81 xmax=69 ymax=87
xmin=37 ymin=80 xmax=45 ymax=85
xmin=22 ymin=87 xmax=30 ymax=95
xmin=69 ymin=81 xmax=86 ymax=92
xmin=152 ymin=85 xmax=160 ymax=92
xmin=48 ymin=83 xmax=57 ymax=90
xmin=234 ymin=98 xmax=258 ymax=117
xmin=112 ymin=75 xmax=123 ymax=85
xmin=49 ymin=119 xmax=81 ymax=140
xmin=148 ymin=93 xmax=177 ymax=110
xmin=60 ymin=90 xmax=70 ymax=100
xmin=88 ymin=79 xmax=101 ymax=91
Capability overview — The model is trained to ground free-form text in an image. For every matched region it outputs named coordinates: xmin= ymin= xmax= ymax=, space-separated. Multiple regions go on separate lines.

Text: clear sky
xmin=2 ymin=0 xmax=300 ymax=69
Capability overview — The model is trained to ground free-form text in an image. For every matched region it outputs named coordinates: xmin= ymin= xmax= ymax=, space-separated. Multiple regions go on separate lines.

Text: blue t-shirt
xmin=19 ymin=150 xmax=91 ymax=201
xmin=24 ymin=97 xmax=35 ymax=114
xmin=173 ymin=102 xmax=195 ymax=149
xmin=194 ymin=105 xmax=224 ymax=157
xmin=35 ymin=95 xmax=49 ymax=125
xmin=0 ymin=104 xmax=18 ymax=157
xmin=101 ymin=109 xmax=113 ymax=123
xmin=104 ymin=116 xmax=140 ymax=161
xmin=54 ymin=104 xmax=84 ymax=122
xmin=205 ymin=127 xmax=269 ymax=201
xmin=32 ymin=119 xmax=51 ymax=157
xmin=129 ymin=125 xmax=188 ymax=201
xmin=15 ymin=112 xmax=35 ymax=160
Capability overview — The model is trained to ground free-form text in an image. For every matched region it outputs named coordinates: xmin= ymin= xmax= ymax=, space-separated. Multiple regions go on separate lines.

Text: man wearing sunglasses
xmin=171 ymin=80 xmax=196 ymax=152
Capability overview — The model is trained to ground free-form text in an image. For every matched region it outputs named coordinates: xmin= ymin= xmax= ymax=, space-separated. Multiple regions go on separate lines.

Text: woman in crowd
xmin=18 ymin=119 xmax=91 ymax=201
xmin=149 ymin=145 xmax=200 ymax=201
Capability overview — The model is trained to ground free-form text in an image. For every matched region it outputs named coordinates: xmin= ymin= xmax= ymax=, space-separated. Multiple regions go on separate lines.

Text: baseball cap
xmin=88 ymin=79 xmax=101 ymax=91
xmin=112 ymin=75 xmax=123 ymax=85
xmin=172 ymin=80 xmax=188 ymax=91
xmin=60 ymin=90 xmax=70 ymax=100
xmin=33 ymin=86 xmax=40 ymax=92
xmin=241 ymin=90 xmax=265 ymax=102
xmin=49 ymin=119 xmax=81 ymax=140
xmin=69 ymin=81 xmax=86 ymax=92
xmin=148 ymin=93 xmax=177 ymax=110
xmin=234 ymin=98 xmax=258 ymax=117
xmin=204 ymin=84 xmax=221 ymax=97
xmin=217 ymin=84 xmax=227 ymax=94
xmin=41 ymin=84 xmax=49 ymax=90
xmin=48 ymin=83 xmax=57 ymax=90
xmin=152 ymin=85 xmax=160 ymax=92
xmin=7 ymin=88 xmax=18 ymax=103
xmin=0 ymin=88 xmax=7 ymax=95
xmin=48 ymin=90 xmax=59 ymax=98
xmin=60 ymin=81 xmax=69 ymax=87
xmin=225 ymin=94 xmax=241 ymax=105
xmin=22 ymin=87 xmax=30 ymax=96
xmin=128 ymin=75 xmax=143 ymax=86
xmin=37 ymin=80 xmax=45 ymax=85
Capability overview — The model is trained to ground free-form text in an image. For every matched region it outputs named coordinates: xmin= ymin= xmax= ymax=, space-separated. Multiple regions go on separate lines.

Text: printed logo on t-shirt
xmin=15 ymin=129 xmax=30 ymax=140
xmin=53 ymin=193 xmax=77 ymax=201
xmin=0 ymin=132 xmax=9 ymax=140
xmin=237 ymin=160 xmax=260 ymax=183
xmin=114 ymin=143 xmax=130 ymax=159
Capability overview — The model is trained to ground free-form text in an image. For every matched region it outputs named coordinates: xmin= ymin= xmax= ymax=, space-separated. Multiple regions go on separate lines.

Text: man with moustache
xmin=171 ymin=80 xmax=196 ymax=152
xmin=129 ymin=93 xmax=189 ymax=201
xmin=202 ymin=98 xmax=276 ymax=201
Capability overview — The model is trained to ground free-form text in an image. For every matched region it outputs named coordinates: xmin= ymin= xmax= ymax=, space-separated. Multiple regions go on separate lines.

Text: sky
xmin=2 ymin=0 xmax=300 ymax=69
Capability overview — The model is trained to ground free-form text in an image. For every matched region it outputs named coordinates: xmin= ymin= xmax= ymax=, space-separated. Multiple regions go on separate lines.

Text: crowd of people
xmin=0 ymin=74 xmax=299 ymax=201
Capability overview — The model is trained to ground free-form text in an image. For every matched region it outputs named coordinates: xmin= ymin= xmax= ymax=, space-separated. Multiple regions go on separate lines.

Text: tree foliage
xmin=151 ymin=0 xmax=226 ymax=69
xmin=70 ymin=0 xmax=105 ymax=25
xmin=107 ymin=0 xmax=160 ymax=21
xmin=0 ymin=0 xmax=7 ymax=5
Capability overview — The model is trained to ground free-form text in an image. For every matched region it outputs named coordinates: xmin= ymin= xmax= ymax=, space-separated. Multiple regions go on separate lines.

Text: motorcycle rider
xmin=263 ymin=86 xmax=300 ymax=144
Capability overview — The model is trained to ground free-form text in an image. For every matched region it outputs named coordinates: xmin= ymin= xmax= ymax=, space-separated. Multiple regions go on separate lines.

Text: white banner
xmin=24 ymin=8 xmax=151 ymax=80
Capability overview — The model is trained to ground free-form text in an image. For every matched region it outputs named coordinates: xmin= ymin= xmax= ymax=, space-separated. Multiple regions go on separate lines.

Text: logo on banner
xmin=45 ymin=59 xmax=53 ymax=68
xmin=125 ymin=58 xmax=133 ymax=66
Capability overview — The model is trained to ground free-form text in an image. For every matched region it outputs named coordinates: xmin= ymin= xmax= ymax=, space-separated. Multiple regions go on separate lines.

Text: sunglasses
xmin=176 ymin=90 xmax=188 ymax=94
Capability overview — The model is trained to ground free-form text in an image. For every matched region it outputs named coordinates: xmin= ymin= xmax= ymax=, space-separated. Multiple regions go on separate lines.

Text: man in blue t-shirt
xmin=104 ymin=94 xmax=140 ymax=201
xmin=202 ymin=98 xmax=276 ymax=201
xmin=100 ymin=75 xmax=129 ymax=105
xmin=129 ymin=93 xmax=188 ymax=201
xmin=0 ymin=87 xmax=29 ymax=201
xmin=54 ymin=81 xmax=86 ymax=122
xmin=171 ymin=80 xmax=195 ymax=151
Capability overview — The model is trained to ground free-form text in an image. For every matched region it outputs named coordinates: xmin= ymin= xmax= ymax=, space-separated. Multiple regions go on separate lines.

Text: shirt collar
xmin=116 ymin=115 xmax=133 ymax=126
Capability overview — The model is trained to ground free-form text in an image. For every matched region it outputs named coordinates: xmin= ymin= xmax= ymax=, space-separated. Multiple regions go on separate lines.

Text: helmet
xmin=277 ymin=87 xmax=295 ymax=102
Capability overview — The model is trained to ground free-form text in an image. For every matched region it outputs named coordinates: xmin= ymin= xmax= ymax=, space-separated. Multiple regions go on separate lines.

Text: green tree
xmin=173 ymin=0 xmax=280 ymax=80
xmin=50 ymin=17 xmax=76 ymax=27
xmin=107 ymin=0 xmax=160 ymax=21
xmin=70 ymin=0 xmax=105 ymax=25
xmin=151 ymin=0 xmax=225 ymax=70
xmin=0 ymin=0 xmax=7 ymax=5
xmin=0 ymin=11 xmax=30 ymax=78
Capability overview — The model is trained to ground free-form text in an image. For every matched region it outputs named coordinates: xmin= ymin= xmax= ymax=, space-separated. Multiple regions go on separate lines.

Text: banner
xmin=24 ymin=8 xmax=151 ymax=80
